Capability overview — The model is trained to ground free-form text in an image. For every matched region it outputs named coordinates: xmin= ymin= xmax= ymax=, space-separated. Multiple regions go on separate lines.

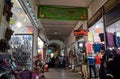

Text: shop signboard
xmin=37 ymin=5 xmax=88 ymax=20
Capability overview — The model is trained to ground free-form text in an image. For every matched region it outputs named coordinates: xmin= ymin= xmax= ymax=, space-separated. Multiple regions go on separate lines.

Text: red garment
xmin=85 ymin=42 xmax=92 ymax=54
xmin=95 ymin=55 xmax=101 ymax=64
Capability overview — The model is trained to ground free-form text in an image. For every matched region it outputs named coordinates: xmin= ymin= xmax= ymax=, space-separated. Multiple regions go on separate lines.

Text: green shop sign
xmin=37 ymin=5 xmax=88 ymax=20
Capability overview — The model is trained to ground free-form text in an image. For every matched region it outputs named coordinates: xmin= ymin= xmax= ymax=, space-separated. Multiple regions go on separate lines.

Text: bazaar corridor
xmin=45 ymin=69 xmax=82 ymax=79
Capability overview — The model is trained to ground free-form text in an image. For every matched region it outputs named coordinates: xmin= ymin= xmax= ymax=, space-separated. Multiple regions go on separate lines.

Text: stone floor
xmin=44 ymin=68 xmax=82 ymax=79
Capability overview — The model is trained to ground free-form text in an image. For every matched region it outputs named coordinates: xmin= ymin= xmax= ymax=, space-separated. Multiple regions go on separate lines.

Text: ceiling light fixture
xmin=16 ymin=22 xmax=22 ymax=28
xmin=25 ymin=1 xmax=39 ymax=28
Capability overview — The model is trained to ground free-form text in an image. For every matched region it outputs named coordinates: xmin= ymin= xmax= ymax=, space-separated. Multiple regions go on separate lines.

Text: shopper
xmin=88 ymin=54 xmax=97 ymax=78
xmin=94 ymin=52 xmax=101 ymax=77
xmin=106 ymin=54 xmax=120 ymax=79
xmin=55 ymin=56 xmax=59 ymax=70
xmin=81 ymin=53 xmax=88 ymax=79
xmin=46 ymin=55 xmax=51 ymax=68
xmin=99 ymin=59 xmax=107 ymax=79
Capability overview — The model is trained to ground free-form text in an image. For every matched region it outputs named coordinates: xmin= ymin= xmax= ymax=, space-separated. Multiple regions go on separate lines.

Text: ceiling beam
xmin=47 ymin=34 xmax=69 ymax=36
xmin=43 ymin=23 xmax=76 ymax=25
xmin=46 ymin=28 xmax=72 ymax=30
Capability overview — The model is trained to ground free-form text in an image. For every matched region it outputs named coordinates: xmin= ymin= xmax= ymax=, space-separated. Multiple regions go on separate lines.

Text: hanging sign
xmin=74 ymin=30 xmax=88 ymax=36
xmin=37 ymin=5 xmax=88 ymax=20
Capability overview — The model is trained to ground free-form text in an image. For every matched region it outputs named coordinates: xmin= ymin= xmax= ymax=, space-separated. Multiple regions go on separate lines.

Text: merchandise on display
xmin=99 ymin=33 xmax=104 ymax=42
xmin=88 ymin=32 xmax=94 ymax=42
xmin=93 ymin=43 xmax=101 ymax=54
xmin=0 ymin=53 xmax=17 ymax=79
xmin=85 ymin=42 xmax=92 ymax=54
xmin=3 ymin=0 xmax=13 ymax=22
xmin=9 ymin=35 xmax=33 ymax=70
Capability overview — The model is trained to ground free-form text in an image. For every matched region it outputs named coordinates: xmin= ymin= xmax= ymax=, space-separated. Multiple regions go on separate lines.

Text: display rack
xmin=9 ymin=34 xmax=33 ymax=70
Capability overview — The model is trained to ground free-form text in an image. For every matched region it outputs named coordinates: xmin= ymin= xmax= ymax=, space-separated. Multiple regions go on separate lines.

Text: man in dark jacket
xmin=106 ymin=54 xmax=120 ymax=79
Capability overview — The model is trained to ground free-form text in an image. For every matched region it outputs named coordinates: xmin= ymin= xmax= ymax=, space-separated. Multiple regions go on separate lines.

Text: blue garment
xmin=115 ymin=32 xmax=120 ymax=47
xmin=93 ymin=43 xmax=101 ymax=53
xmin=88 ymin=56 xmax=95 ymax=65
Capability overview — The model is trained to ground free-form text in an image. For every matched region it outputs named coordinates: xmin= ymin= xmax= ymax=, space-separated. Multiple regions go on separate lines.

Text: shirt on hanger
xmin=99 ymin=33 xmax=104 ymax=42
xmin=106 ymin=32 xmax=115 ymax=47
xmin=115 ymin=32 xmax=120 ymax=47
xmin=88 ymin=32 xmax=94 ymax=42
xmin=93 ymin=43 xmax=101 ymax=53
xmin=85 ymin=42 xmax=92 ymax=54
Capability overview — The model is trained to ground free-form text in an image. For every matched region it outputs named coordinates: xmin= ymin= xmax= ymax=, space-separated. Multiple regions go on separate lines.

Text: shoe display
xmin=9 ymin=35 xmax=33 ymax=70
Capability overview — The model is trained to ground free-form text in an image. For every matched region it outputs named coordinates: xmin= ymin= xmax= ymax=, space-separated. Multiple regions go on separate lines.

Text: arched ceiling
xmin=48 ymin=42 xmax=60 ymax=52
xmin=48 ymin=40 xmax=64 ymax=49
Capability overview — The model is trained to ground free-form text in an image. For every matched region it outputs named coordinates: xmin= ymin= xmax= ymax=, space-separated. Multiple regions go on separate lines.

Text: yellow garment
xmin=88 ymin=32 xmax=94 ymax=42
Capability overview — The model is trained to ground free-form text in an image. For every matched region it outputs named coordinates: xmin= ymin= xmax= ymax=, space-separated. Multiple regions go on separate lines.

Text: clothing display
xmin=93 ymin=43 xmax=101 ymax=53
xmin=106 ymin=32 xmax=115 ymax=47
xmin=85 ymin=42 xmax=92 ymax=54
xmin=100 ymin=44 xmax=105 ymax=51
xmin=9 ymin=35 xmax=33 ymax=70
xmin=99 ymin=33 xmax=104 ymax=42
xmin=88 ymin=32 xmax=94 ymax=42
xmin=12 ymin=51 xmax=31 ymax=70
xmin=115 ymin=32 xmax=120 ymax=47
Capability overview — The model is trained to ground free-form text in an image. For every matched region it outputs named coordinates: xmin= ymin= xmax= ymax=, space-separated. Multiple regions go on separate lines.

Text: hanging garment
xmin=99 ymin=33 xmax=104 ymax=42
xmin=93 ymin=43 xmax=101 ymax=54
xmin=115 ymin=32 xmax=120 ymax=47
xmin=106 ymin=32 xmax=115 ymax=47
xmin=85 ymin=42 xmax=92 ymax=54
xmin=100 ymin=44 xmax=105 ymax=51
xmin=88 ymin=32 xmax=94 ymax=42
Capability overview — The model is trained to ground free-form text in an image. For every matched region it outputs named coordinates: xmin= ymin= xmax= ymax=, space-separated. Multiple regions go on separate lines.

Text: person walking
xmin=88 ymin=54 xmax=97 ymax=79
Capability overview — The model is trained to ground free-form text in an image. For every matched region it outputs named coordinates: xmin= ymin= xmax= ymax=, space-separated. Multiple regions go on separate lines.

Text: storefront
xmin=8 ymin=0 xmax=34 ymax=70
xmin=104 ymin=0 xmax=120 ymax=54
xmin=85 ymin=8 xmax=105 ymax=78
xmin=38 ymin=37 xmax=44 ymax=61
xmin=87 ymin=18 xmax=105 ymax=55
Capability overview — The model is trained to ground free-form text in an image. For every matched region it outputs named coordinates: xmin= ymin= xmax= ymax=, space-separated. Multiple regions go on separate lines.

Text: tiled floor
xmin=44 ymin=68 xmax=82 ymax=79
